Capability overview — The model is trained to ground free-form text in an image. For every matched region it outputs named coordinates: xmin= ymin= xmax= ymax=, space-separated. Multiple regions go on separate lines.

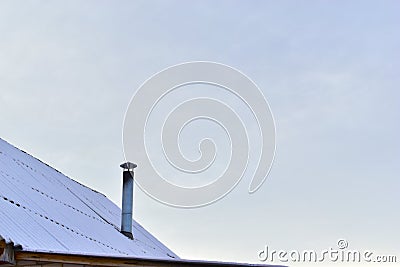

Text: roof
xmin=0 ymin=137 xmax=177 ymax=259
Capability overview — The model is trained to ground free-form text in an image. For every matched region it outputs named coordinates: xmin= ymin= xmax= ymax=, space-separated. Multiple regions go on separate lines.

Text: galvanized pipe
xmin=120 ymin=162 xmax=137 ymax=239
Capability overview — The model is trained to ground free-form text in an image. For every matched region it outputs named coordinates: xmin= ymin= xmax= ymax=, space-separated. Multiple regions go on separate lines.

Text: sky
xmin=0 ymin=1 xmax=399 ymax=266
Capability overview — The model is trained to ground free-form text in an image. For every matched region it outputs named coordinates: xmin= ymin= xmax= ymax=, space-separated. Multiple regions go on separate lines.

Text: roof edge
xmin=0 ymin=137 xmax=107 ymax=198
xmin=15 ymin=251 xmax=286 ymax=267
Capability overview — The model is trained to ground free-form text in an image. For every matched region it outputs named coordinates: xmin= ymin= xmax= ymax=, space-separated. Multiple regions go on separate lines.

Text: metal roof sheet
xmin=0 ymin=138 xmax=177 ymax=259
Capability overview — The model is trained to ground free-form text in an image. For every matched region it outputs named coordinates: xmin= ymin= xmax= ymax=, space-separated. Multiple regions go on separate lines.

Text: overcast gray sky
xmin=0 ymin=1 xmax=399 ymax=266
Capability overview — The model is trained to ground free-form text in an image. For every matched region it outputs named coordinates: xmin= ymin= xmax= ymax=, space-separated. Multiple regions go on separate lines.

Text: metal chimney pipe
xmin=120 ymin=162 xmax=137 ymax=239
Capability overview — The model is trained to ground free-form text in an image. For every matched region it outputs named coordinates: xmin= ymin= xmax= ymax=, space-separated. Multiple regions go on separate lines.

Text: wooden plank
xmin=11 ymin=260 xmax=39 ymax=266
xmin=15 ymin=261 xmax=61 ymax=267
xmin=16 ymin=252 xmax=162 ymax=267
xmin=16 ymin=251 xmax=281 ymax=267
xmin=62 ymin=264 xmax=85 ymax=267
xmin=0 ymin=240 xmax=6 ymax=249
xmin=40 ymin=264 xmax=62 ymax=267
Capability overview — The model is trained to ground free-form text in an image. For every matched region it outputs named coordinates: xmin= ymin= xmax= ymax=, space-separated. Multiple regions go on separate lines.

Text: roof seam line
xmin=63 ymin=186 xmax=121 ymax=231
xmin=0 ymin=193 xmax=128 ymax=256
xmin=0 ymin=170 xmax=108 ymax=226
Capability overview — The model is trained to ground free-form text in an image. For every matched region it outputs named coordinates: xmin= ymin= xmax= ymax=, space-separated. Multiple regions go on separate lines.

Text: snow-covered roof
xmin=0 ymin=138 xmax=177 ymax=259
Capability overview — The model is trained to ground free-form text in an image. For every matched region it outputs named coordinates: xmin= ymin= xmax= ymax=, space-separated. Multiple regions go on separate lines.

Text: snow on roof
xmin=0 ymin=138 xmax=177 ymax=259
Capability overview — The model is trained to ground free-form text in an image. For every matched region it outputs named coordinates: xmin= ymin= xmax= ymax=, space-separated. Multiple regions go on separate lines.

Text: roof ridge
xmin=0 ymin=137 xmax=107 ymax=198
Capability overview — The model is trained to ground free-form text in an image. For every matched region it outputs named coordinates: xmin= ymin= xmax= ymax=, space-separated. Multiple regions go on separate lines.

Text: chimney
xmin=120 ymin=162 xmax=137 ymax=239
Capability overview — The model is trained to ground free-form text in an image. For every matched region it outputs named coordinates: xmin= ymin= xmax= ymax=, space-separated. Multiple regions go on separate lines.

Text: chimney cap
xmin=120 ymin=162 xmax=137 ymax=170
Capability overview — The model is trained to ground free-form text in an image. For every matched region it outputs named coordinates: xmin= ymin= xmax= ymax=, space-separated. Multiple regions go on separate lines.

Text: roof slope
xmin=0 ymin=138 xmax=177 ymax=259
